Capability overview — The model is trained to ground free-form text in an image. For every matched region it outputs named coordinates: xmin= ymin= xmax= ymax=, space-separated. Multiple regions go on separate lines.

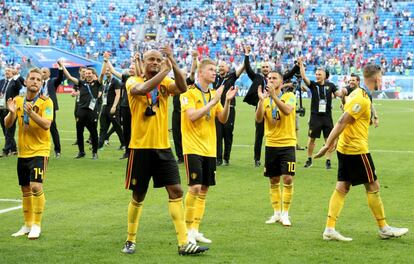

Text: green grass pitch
xmin=0 ymin=95 xmax=413 ymax=263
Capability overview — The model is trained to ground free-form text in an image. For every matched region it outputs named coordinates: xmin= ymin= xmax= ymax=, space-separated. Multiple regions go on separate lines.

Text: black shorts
xmin=125 ymin=148 xmax=180 ymax=193
xmin=308 ymin=114 xmax=333 ymax=138
xmin=184 ymin=154 xmax=216 ymax=186
xmin=264 ymin=146 xmax=296 ymax=177
xmin=337 ymin=152 xmax=377 ymax=186
xmin=17 ymin=156 xmax=49 ymax=186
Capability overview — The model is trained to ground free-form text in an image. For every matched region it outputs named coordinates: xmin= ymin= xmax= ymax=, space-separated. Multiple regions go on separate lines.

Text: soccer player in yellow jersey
xmin=256 ymin=71 xmax=297 ymax=227
xmin=180 ymin=58 xmax=238 ymax=244
xmin=4 ymin=68 xmax=53 ymax=239
xmin=315 ymin=64 xmax=409 ymax=241
xmin=122 ymin=46 xmax=208 ymax=255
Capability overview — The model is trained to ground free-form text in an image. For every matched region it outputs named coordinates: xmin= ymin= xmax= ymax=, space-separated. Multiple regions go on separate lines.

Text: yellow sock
xmin=282 ymin=184 xmax=294 ymax=213
xmin=270 ymin=183 xmax=281 ymax=213
xmin=184 ymin=191 xmax=197 ymax=229
xmin=367 ymin=191 xmax=388 ymax=228
xmin=168 ymin=197 xmax=187 ymax=246
xmin=32 ymin=190 xmax=45 ymax=226
xmin=326 ymin=189 xmax=346 ymax=228
xmin=22 ymin=192 xmax=33 ymax=227
xmin=127 ymin=199 xmax=143 ymax=243
xmin=192 ymin=193 xmax=206 ymax=231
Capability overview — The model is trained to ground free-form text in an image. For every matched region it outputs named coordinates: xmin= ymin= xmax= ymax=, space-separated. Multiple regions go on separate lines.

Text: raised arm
xmin=134 ymin=52 xmax=143 ymax=77
xmin=235 ymin=59 xmax=245 ymax=78
xmin=130 ymin=59 xmax=171 ymax=96
xmin=160 ymin=45 xmax=187 ymax=95
xmin=99 ymin=61 xmax=106 ymax=84
xmin=244 ymin=45 xmax=256 ymax=80
xmin=297 ymin=57 xmax=310 ymax=87
xmin=54 ymin=67 xmax=64 ymax=90
xmin=104 ymin=52 xmax=123 ymax=80
xmin=58 ymin=60 xmax=79 ymax=85
xmin=188 ymin=50 xmax=198 ymax=82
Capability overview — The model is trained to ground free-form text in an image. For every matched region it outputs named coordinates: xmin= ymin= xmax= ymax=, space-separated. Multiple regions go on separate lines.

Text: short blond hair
xmin=198 ymin=58 xmax=216 ymax=72
xmin=26 ymin=68 xmax=43 ymax=78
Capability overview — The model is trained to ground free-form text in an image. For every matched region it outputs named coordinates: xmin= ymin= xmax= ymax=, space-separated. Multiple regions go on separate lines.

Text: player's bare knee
xmin=200 ymin=185 xmax=209 ymax=195
xmin=21 ymin=185 xmax=31 ymax=195
xmin=336 ymin=182 xmax=350 ymax=194
xmin=283 ymin=175 xmax=293 ymax=185
xmin=269 ymin=176 xmax=280 ymax=185
xmin=189 ymin=185 xmax=201 ymax=195
xmin=365 ymin=181 xmax=380 ymax=192
xmin=132 ymin=191 xmax=146 ymax=203
xmin=166 ymin=184 xmax=183 ymax=199
xmin=30 ymin=183 xmax=43 ymax=193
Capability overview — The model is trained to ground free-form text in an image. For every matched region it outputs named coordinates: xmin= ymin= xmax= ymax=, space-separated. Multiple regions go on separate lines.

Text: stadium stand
xmin=0 ymin=0 xmax=413 ymax=77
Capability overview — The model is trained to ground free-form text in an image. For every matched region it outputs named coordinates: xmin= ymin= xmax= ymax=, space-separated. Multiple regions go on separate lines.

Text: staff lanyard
xmin=24 ymin=94 xmax=40 ymax=125
xmin=217 ymin=74 xmax=227 ymax=88
xmin=85 ymin=83 xmax=96 ymax=99
xmin=104 ymin=79 xmax=111 ymax=94
xmin=269 ymin=91 xmax=283 ymax=119
xmin=195 ymin=82 xmax=212 ymax=118
xmin=41 ymin=80 xmax=49 ymax=95
xmin=316 ymin=84 xmax=327 ymax=100
xmin=1 ymin=79 xmax=10 ymax=94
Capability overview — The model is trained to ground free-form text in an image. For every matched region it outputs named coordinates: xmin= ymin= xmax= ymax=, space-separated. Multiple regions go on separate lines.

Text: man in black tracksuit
xmin=98 ymin=69 xmax=124 ymax=149
xmin=59 ymin=60 xmax=102 ymax=159
xmin=243 ymin=46 xmax=298 ymax=167
xmin=212 ymin=60 xmax=244 ymax=166
xmin=40 ymin=67 xmax=63 ymax=158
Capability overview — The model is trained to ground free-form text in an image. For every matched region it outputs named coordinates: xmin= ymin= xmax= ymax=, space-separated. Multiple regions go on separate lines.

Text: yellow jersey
xmin=262 ymin=92 xmax=296 ymax=147
xmin=126 ymin=76 xmax=175 ymax=149
xmin=337 ymin=88 xmax=371 ymax=154
xmin=180 ymin=85 xmax=223 ymax=157
xmin=15 ymin=95 xmax=53 ymax=158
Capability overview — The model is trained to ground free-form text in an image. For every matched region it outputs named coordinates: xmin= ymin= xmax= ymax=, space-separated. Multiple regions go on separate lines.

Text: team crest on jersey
xmin=352 ymin=103 xmax=361 ymax=113
xmin=181 ymin=96 xmax=188 ymax=105
xmin=191 ymin=172 xmax=197 ymax=180
xmin=131 ymin=179 xmax=137 ymax=186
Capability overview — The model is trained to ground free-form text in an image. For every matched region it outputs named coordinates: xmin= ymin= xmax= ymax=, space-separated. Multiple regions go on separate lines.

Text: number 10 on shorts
xmin=287 ymin=162 xmax=296 ymax=173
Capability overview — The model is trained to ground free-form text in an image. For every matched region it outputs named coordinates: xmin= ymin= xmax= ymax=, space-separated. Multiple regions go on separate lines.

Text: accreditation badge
xmin=318 ymin=99 xmax=326 ymax=113
xmin=0 ymin=96 xmax=5 ymax=109
xmin=89 ymin=98 xmax=97 ymax=110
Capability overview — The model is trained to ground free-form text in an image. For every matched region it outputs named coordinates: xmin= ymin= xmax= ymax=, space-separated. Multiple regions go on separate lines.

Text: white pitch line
xmin=0 ymin=205 xmax=22 ymax=214
xmin=229 ymin=144 xmax=414 ymax=154
xmin=57 ymin=139 xmax=414 ymax=154
xmin=0 ymin=199 xmax=22 ymax=202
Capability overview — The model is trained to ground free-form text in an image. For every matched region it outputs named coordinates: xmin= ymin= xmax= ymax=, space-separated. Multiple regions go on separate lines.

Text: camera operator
xmin=284 ymin=71 xmax=306 ymax=151
xmin=298 ymin=58 xmax=343 ymax=169
xmin=243 ymin=46 xmax=299 ymax=167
